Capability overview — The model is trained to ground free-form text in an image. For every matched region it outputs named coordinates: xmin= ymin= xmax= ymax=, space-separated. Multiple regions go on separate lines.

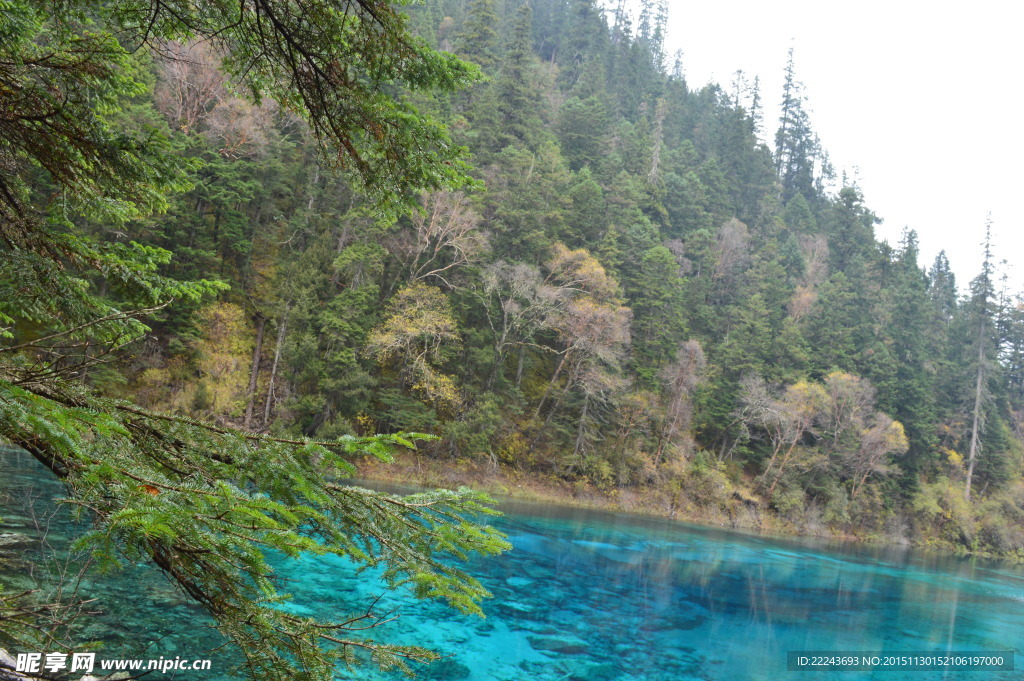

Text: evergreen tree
xmin=456 ymin=0 xmax=501 ymax=71
xmin=964 ymin=221 xmax=999 ymax=500
xmin=627 ymin=245 xmax=687 ymax=380
xmin=494 ymin=3 xmax=545 ymax=150
xmin=878 ymin=231 xmax=939 ymax=476
xmin=8 ymin=0 xmax=1024 ymax=589
xmin=558 ymin=95 xmax=613 ymax=171
xmin=774 ymin=48 xmax=821 ymax=204
xmin=559 ymin=0 xmax=608 ymax=88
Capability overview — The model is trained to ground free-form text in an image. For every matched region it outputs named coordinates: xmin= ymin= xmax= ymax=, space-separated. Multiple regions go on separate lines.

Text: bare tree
xmin=389 ymin=191 xmax=487 ymax=287
xmin=712 ymin=218 xmax=751 ymax=283
xmin=740 ymin=372 xmax=906 ymax=500
xmin=787 ymin=234 xmax=829 ymax=321
xmin=155 ymin=40 xmax=278 ymax=159
xmin=533 ymin=298 xmax=631 ymax=422
xmin=800 ymin=234 xmax=830 ymax=287
xmin=478 ymin=261 xmax=561 ymax=390
xmin=738 ymin=375 xmax=826 ymax=496
xmin=848 ymin=414 xmax=907 ymax=499
xmin=202 ymin=95 xmax=279 ymax=159
xmin=965 ymin=221 xmax=995 ymax=501
xmin=154 ymin=40 xmax=228 ymax=133
xmin=654 ymin=340 xmax=706 ymax=465
xmin=663 ymin=238 xmax=694 ymax=277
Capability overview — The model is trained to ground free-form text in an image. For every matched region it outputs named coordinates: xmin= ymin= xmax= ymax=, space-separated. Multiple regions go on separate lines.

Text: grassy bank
xmin=357 ymin=453 xmax=845 ymax=540
xmin=353 ymin=452 xmax=1024 ymax=562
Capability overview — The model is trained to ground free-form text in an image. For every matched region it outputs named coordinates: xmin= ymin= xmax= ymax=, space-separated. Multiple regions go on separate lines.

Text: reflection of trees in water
xmin=494 ymin=505 xmax=1021 ymax=667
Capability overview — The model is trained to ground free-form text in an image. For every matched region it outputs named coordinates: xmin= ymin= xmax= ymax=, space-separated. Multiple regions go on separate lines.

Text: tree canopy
xmin=0 ymin=0 xmax=507 ymax=678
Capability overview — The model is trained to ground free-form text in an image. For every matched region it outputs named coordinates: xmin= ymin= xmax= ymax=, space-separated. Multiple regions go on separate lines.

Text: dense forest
xmin=11 ymin=0 xmax=1024 ymax=561
xmin=0 ymin=0 xmax=513 ymax=676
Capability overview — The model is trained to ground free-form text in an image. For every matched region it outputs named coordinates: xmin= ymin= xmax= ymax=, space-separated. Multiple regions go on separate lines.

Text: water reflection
xmin=2 ymin=449 xmax=1022 ymax=680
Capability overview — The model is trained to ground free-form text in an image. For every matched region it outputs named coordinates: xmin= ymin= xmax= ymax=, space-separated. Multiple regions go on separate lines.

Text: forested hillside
xmin=27 ymin=0 xmax=1024 ymax=554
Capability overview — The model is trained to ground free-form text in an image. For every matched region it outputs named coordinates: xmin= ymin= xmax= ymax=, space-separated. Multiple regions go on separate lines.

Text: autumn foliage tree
xmin=738 ymin=372 xmax=908 ymax=502
xmin=366 ymin=283 xmax=463 ymax=415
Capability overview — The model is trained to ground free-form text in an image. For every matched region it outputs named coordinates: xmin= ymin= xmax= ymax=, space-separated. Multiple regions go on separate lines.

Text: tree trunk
xmin=766 ymin=437 xmax=801 ymax=498
xmin=532 ymin=351 xmax=569 ymax=422
xmin=307 ymin=165 xmax=321 ymax=221
xmin=571 ymin=394 xmax=590 ymax=470
xmin=964 ymin=330 xmax=986 ymax=501
xmin=654 ymin=391 xmax=685 ymax=466
xmin=760 ymin=430 xmax=788 ymax=488
xmin=851 ymin=471 xmax=867 ymax=501
xmin=965 ymin=221 xmax=994 ymax=502
xmin=262 ymin=311 xmax=289 ymax=428
xmin=484 ymin=325 xmax=509 ymax=392
xmin=243 ymin=314 xmax=266 ymax=428
xmin=528 ymin=363 xmax=579 ymax=456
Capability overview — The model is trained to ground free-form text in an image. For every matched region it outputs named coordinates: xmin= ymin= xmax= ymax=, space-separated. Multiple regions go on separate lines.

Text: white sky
xmin=658 ymin=0 xmax=1024 ymax=292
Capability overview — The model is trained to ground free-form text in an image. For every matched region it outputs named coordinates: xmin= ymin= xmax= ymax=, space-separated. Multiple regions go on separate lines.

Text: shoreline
xmin=0 ymin=443 xmax=1005 ymax=561
xmin=352 ymin=452 xmax=994 ymax=560
xmin=352 ymin=450 xmax=929 ymax=548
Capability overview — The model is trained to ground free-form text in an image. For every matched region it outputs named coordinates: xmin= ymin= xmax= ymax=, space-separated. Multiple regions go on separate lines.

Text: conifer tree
xmin=774 ymin=48 xmax=820 ymax=204
xmin=495 ymin=3 xmax=544 ymax=149
xmin=456 ymin=0 xmax=501 ymax=71
xmin=560 ymin=0 xmax=607 ymax=87
xmin=964 ymin=221 xmax=998 ymax=500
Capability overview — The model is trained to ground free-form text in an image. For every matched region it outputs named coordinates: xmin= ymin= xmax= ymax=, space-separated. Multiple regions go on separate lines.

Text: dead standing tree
xmin=389 ymin=191 xmax=487 ymax=287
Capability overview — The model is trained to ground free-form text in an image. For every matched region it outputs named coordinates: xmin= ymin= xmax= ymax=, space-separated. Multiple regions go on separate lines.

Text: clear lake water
xmin=2 ymin=447 xmax=1022 ymax=680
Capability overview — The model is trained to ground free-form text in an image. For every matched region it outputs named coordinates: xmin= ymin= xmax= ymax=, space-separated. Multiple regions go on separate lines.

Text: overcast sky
xmin=657 ymin=0 xmax=1023 ymax=293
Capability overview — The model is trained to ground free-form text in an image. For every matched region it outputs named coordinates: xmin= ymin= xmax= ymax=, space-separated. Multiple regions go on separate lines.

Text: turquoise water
xmin=2 ymin=447 xmax=1022 ymax=680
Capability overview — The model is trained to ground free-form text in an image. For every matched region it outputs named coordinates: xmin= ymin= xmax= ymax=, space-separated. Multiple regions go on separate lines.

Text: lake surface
xmin=2 ymin=447 xmax=1022 ymax=680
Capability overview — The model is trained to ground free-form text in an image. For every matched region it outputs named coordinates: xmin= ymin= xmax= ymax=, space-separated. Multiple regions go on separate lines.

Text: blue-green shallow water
xmin=2 ymin=447 xmax=1022 ymax=680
